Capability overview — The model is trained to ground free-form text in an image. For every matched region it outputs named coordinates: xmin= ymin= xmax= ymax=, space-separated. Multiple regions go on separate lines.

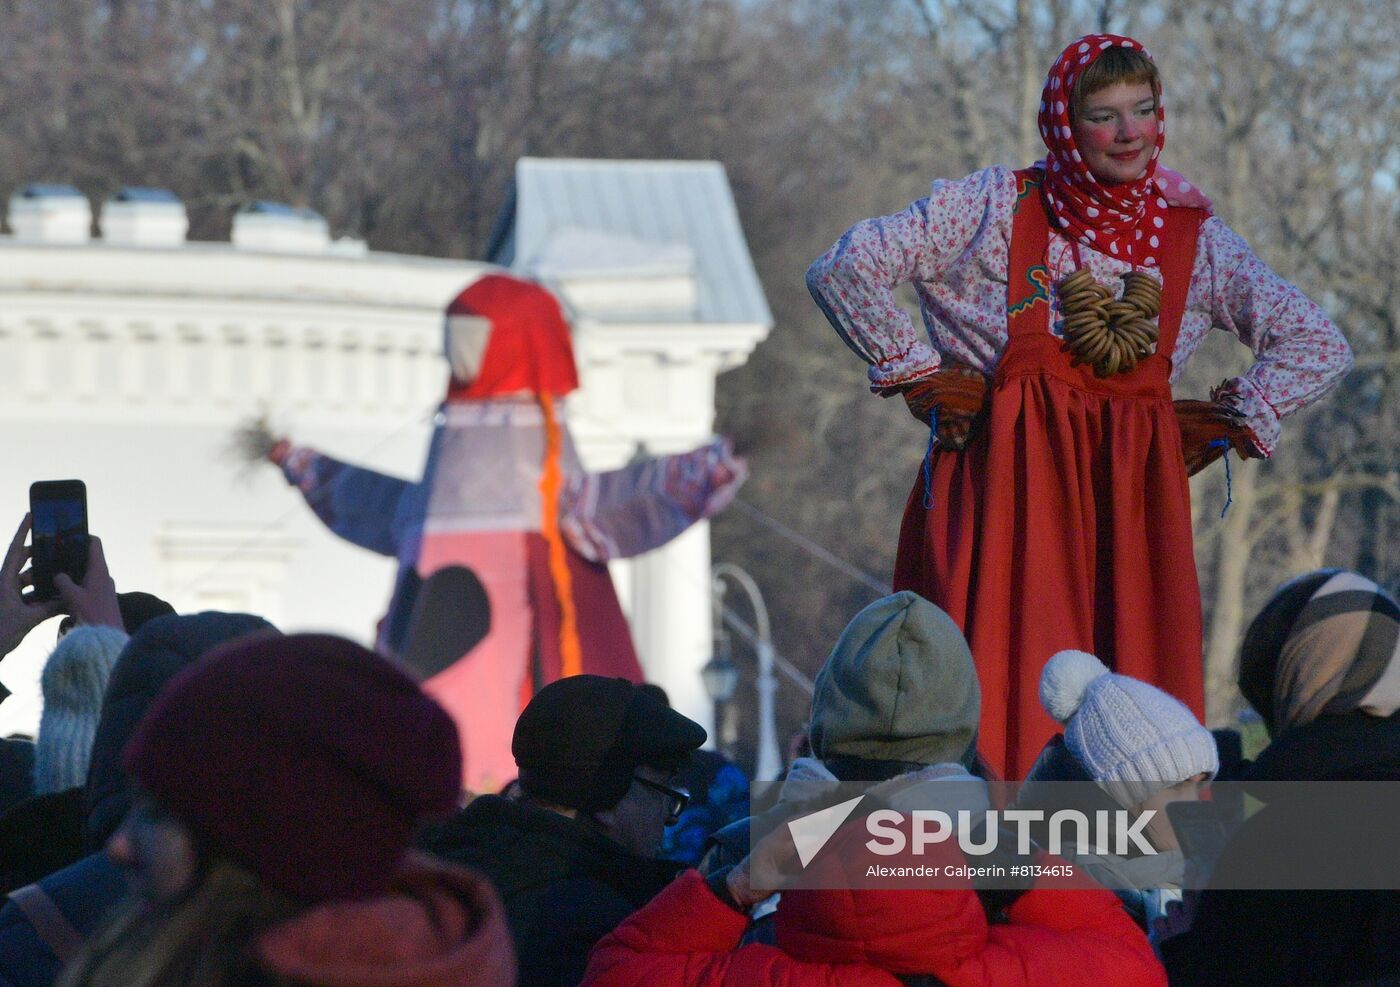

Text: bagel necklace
xmin=1056 ymin=269 xmax=1162 ymax=377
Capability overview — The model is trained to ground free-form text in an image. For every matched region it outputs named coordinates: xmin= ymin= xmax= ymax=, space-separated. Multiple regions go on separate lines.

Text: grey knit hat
xmin=36 ymin=626 xmax=128 ymax=794
xmin=809 ymin=592 xmax=980 ymax=767
xmin=1040 ymin=649 xmax=1218 ymax=809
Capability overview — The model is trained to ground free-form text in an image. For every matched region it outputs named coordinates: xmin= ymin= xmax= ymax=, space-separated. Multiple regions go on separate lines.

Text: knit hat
xmin=123 ymin=633 xmax=462 ymax=904
xmin=1240 ymin=570 xmax=1400 ymax=736
xmin=115 ymin=592 xmax=177 ymax=633
xmin=512 ymin=675 xmax=706 ymax=813
xmin=58 ymin=590 xmax=175 ymax=639
xmin=809 ymin=592 xmax=980 ymax=768
xmin=35 ymin=626 xmax=127 ymax=795
xmin=1040 ymin=650 xmax=1217 ymax=808
xmin=84 ymin=611 xmax=276 ymax=851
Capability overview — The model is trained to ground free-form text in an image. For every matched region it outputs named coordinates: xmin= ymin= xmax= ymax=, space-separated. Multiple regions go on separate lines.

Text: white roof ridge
xmin=519 ymin=156 xmax=726 ymax=171
xmin=506 ymin=158 xmax=771 ymax=326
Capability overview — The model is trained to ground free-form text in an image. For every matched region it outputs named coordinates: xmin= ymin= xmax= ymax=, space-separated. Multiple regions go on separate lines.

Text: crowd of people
xmin=0 ymin=504 xmax=1394 ymax=985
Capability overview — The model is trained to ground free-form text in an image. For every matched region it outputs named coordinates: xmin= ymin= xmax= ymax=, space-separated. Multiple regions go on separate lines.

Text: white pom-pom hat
xmin=1040 ymin=649 xmax=1218 ymax=809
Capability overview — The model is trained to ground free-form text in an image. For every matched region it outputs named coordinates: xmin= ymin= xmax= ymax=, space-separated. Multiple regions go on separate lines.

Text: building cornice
xmin=0 ymin=239 xmax=494 ymax=312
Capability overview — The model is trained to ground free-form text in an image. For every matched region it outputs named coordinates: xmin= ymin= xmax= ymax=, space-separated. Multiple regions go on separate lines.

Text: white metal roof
xmin=490 ymin=158 xmax=772 ymax=327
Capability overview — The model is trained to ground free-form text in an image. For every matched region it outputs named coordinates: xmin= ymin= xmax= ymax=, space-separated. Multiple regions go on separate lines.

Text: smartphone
xmin=29 ymin=480 xmax=88 ymax=602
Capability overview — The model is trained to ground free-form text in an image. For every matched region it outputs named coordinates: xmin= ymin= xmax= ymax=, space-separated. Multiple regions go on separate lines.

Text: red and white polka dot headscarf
xmin=1038 ymin=34 xmax=1175 ymax=268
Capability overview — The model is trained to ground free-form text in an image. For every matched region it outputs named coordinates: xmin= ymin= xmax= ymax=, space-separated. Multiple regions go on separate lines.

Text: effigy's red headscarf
xmin=1037 ymin=34 xmax=1172 ymax=267
xmin=446 ymin=274 xmax=580 ymax=401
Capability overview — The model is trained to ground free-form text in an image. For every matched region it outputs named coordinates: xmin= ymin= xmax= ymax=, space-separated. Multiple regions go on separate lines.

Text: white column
xmin=627 ymin=521 xmax=716 ymax=739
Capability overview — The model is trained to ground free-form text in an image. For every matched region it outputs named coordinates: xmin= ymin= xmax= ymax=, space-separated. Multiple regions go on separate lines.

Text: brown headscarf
xmin=1240 ymin=570 xmax=1400 ymax=735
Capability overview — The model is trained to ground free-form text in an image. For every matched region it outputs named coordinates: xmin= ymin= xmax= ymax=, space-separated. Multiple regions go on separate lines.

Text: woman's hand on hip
xmin=892 ymin=367 xmax=989 ymax=451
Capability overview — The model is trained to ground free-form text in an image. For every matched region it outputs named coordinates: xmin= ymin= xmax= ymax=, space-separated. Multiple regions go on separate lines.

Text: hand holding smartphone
xmin=28 ymin=480 xmax=88 ymax=603
xmin=0 ymin=514 xmax=64 ymax=657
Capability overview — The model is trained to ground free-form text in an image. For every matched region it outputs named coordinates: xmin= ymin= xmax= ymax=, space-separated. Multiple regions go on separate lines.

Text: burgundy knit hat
xmin=122 ymin=633 xmax=462 ymax=904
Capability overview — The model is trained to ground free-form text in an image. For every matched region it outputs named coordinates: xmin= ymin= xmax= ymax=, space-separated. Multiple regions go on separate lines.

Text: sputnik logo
xmin=786 ymin=795 xmax=865 ymax=867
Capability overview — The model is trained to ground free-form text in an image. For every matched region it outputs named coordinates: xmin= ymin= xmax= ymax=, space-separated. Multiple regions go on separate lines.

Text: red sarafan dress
xmin=807 ymin=34 xmax=1352 ymax=778
xmin=895 ymin=169 xmax=1205 ymax=778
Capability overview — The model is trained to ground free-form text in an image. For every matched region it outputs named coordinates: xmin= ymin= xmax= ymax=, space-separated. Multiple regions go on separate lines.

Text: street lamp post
xmin=700 ymin=628 xmax=739 ymax=757
xmin=710 ymin=563 xmax=782 ymax=782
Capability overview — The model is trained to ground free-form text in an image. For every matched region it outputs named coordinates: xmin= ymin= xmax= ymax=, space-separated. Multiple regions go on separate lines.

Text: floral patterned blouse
xmin=806 ymin=165 xmax=1353 ymax=454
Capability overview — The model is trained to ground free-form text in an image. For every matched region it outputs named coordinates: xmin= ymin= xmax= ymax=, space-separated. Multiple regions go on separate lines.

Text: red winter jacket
xmin=582 ymin=866 xmax=1165 ymax=987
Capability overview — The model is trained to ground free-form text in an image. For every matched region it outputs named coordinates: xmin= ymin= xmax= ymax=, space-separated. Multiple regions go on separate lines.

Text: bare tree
xmin=1153 ymin=0 xmax=1400 ymax=723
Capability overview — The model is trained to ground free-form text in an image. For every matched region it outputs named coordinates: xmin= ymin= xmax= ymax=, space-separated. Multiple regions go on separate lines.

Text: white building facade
xmin=0 ymin=163 xmax=771 ymax=739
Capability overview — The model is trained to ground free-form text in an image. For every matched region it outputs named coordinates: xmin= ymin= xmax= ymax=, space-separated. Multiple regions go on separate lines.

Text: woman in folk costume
xmin=807 ymin=35 xmax=1351 ymax=779
xmin=254 ymin=273 xmax=746 ymax=790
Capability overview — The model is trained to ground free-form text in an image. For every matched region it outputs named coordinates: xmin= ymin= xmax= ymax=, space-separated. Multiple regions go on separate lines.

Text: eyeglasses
xmin=632 ymin=775 xmax=690 ymax=826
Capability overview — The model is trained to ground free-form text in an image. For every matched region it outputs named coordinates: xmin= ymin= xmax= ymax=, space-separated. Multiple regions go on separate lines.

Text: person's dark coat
xmin=0 ymin=612 xmax=276 ymax=986
xmin=1160 ymin=715 xmax=1400 ymax=986
xmin=421 ymin=794 xmax=682 ymax=987
xmin=0 ymin=740 xmax=34 ymax=816
xmin=0 ymin=788 xmax=84 ymax=895
xmin=0 ymin=853 xmax=127 ymax=987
